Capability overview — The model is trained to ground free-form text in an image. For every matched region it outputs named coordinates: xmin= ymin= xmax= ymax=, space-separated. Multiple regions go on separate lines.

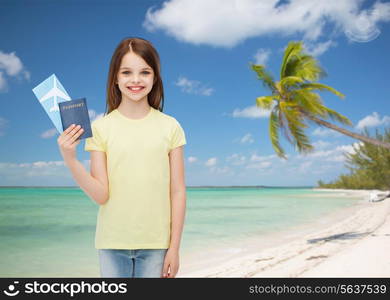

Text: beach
xmin=179 ymin=189 xmax=390 ymax=278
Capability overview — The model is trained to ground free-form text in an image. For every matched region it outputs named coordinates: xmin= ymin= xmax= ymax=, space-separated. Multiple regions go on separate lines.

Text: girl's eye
xmin=121 ymin=71 xmax=151 ymax=75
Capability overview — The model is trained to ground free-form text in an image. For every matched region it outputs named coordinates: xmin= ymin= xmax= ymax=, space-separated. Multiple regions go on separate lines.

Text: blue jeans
xmin=98 ymin=249 xmax=168 ymax=278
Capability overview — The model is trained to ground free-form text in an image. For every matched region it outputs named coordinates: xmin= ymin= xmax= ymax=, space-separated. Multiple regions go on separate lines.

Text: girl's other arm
xmin=163 ymin=145 xmax=186 ymax=278
xmin=168 ymin=145 xmax=186 ymax=250
xmin=57 ymin=125 xmax=109 ymax=205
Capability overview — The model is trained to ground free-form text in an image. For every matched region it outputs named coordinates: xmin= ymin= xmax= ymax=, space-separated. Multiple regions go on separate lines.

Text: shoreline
xmin=179 ymin=188 xmax=389 ymax=277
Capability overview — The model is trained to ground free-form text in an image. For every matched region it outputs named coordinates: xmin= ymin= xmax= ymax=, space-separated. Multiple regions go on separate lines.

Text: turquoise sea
xmin=0 ymin=187 xmax=363 ymax=277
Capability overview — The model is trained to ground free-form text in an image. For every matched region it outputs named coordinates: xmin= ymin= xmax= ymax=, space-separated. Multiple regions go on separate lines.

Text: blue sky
xmin=1 ymin=0 xmax=390 ymax=187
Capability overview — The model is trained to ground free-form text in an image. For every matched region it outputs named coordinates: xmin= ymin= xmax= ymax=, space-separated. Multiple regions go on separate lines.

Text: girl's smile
xmin=127 ymin=86 xmax=145 ymax=93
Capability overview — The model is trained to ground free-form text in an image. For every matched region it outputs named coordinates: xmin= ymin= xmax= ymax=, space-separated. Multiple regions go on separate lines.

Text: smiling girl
xmin=57 ymin=37 xmax=187 ymax=278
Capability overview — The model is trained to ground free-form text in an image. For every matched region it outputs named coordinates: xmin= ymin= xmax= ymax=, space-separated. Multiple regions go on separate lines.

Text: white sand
xmin=178 ymin=189 xmax=390 ymax=278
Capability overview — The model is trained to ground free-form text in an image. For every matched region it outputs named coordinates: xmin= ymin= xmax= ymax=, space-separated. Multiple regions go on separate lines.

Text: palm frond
xmin=289 ymin=55 xmax=326 ymax=81
xmin=280 ymin=41 xmax=303 ymax=79
xmin=280 ymin=102 xmax=313 ymax=153
xmin=279 ymin=108 xmax=294 ymax=144
xmin=320 ymin=106 xmax=353 ymax=126
xmin=299 ymin=83 xmax=345 ymax=98
xmin=292 ymin=90 xmax=327 ymax=118
xmin=251 ymin=64 xmax=276 ymax=92
xmin=280 ymin=76 xmax=304 ymax=89
xmin=256 ymin=95 xmax=275 ymax=110
xmin=269 ymin=108 xmax=287 ymax=159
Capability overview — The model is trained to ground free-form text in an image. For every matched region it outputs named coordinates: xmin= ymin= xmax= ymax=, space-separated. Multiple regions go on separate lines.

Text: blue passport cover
xmin=58 ymin=98 xmax=92 ymax=140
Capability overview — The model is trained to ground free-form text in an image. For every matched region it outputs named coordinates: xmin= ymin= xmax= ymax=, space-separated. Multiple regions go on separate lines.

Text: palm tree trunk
xmin=301 ymin=112 xmax=390 ymax=150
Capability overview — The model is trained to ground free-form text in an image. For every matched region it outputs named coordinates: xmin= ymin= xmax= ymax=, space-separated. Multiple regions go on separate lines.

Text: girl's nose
xmin=131 ymin=75 xmax=141 ymax=83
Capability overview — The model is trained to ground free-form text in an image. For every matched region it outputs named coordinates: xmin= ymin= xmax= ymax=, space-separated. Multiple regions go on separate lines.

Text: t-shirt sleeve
xmin=84 ymin=121 xmax=106 ymax=152
xmin=169 ymin=119 xmax=186 ymax=151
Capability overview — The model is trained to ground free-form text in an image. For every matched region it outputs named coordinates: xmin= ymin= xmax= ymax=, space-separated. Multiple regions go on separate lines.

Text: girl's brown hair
xmin=105 ymin=37 xmax=164 ymax=114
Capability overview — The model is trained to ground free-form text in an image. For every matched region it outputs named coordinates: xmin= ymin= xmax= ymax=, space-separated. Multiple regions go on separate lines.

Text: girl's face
xmin=116 ymin=51 xmax=155 ymax=104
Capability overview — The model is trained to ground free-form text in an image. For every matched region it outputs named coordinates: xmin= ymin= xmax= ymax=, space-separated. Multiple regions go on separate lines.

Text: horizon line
xmin=0 ymin=185 xmax=316 ymax=188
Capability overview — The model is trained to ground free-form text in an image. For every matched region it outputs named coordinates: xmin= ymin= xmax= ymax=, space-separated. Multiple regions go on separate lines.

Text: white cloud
xmin=0 ymin=117 xmax=8 ymax=136
xmin=174 ymin=76 xmax=214 ymax=96
xmin=188 ymin=156 xmax=198 ymax=163
xmin=328 ymin=155 xmax=346 ymax=162
xmin=89 ymin=109 xmax=104 ymax=122
xmin=209 ymin=166 xmax=234 ymax=175
xmin=0 ymin=51 xmax=24 ymax=76
xmin=32 ymin=161 xmax=65 ymax=168
xmin=299 ymin=141 xmax=362 ymax=161
xmin=143 ymin=0 xmax=390 ymax=48
xmin=312 ymin=140 xmax=331 ymax=149
xmin=0 ymin=50 xmax=30 ymax=92
xmin=312 ymin=127 xmax=342 ymax=137
xmin=304 ymin=149 xmax=334 ymax=158
xmin=183 ymin=140 xmax=365 ymax=183
xmin=0 ymin=72 xmax=6 ymax=90
xmin=232 ymin=105 xmax=270 ymax=119
xmin=253 ymin=48 xmax=271 ymax=65
xmin=298 ymin=161 xmax=313 ymax=173
xmin=245 ymin=153 xmax=276 ymax=170
xmin=246 ymin=161 xmax=272 ymax=170
xmin=356 ymin=112 xmax=390 ymax=130
xmin=335 ymin=143 xmax=362 ymax=155
xmin=0 ymin=161 xmax=68 ymax=180
xmin=240 ymin=133 xmax=254 ymax=144
xmin=41 ymin=128 xmax=57 ymax=139
xmin=250 ymin=153 xmax=276 ymax=162
xmin=226 ymin=153 xmax=246 ymax=166
xmin=205 ymin=157 xmax=217 ymax=167
xmin=89 ymin=109 xmax=97 ymax=121
xmin=304 ymin=40 xmax=337 ymax=56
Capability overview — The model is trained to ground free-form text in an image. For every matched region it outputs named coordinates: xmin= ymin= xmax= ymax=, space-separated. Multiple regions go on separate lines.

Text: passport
xmin=32 ymin=74 xmax=71 ymax=133
xmin=58 ymin=98 xmax=92 ymax=140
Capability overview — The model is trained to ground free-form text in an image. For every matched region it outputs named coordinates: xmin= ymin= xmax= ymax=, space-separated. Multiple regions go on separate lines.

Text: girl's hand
xmin=162 ymin=248 xmax=179 ymax=278
xmin=57 ymin=124 xmax=84 ymax=162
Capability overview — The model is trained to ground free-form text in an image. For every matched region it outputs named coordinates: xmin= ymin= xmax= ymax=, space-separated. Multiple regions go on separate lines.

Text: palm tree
xmin=251 ymin=41 xmax=390 ymax=159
